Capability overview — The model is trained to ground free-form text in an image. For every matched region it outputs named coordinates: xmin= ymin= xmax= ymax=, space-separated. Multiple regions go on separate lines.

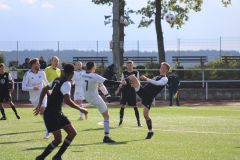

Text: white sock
xmin=41 ymin=115 xmax=49 ymax=134
xmin=79 ymin=104 xmax=83 ymax=118
xmin=104 ymin=120 xmax=110 ymax=137
xmin=99 ymin=83 xmax=109 ymax=96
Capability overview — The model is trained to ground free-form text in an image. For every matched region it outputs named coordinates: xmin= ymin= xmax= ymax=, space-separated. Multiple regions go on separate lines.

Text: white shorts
xmin=86 ymin=95 xmax=107 ymax=113
xmin=74 ymin=92 xmax=85 ymax=101
xmin=32 ymin=96 xmax=47 ymax=108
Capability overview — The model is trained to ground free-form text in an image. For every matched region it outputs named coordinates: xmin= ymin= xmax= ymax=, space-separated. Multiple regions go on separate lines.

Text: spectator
xmin=39 ymin=56 xmax=47 ymax=69
xmin=102 ymin=64 xmax=117 ymax=80
xmin=22 ymin=58 xmax=30 ymax=73
xmin=47 ymin=59 xmax=51 ymax=67
xmin=166 ymin=70 xmax=180 ymax=106
xmin=44 ymin=56 xmax=61 ymax=83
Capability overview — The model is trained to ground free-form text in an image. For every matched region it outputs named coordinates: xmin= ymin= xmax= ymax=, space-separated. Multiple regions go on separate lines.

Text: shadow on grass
xmin=0 ymin=130 xmax=45 ymax=136
xmin=82 ymin=127 xmax=116 ymax=132
xmin=0 ymin=139 xmax=42 ymax=145
xmin=71 ymin=139 xmax=144 ymax=146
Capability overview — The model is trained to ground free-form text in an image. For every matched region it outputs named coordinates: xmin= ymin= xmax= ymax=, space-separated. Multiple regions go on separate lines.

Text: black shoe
xmin=107 ymin=96 xmax=120 ymax=103
xmin=52 ymin=154 xmax=62 ymax=160
xmin=118 ymin=122 xmax=122 ymax=127
xmin=138 ymin=123 xmax=142 ymax=127
xmin=0 ymin=117 xmax=6 ymax=120
xmin=16 ymin=114 xmax=21 ymax=119
xmin=146 ymin=132 xmax=154 ymax=139
xmin=103 ymin=136 xmax=115 ymax=143
xmin=36 ymin=155 xmax=44 ymax=160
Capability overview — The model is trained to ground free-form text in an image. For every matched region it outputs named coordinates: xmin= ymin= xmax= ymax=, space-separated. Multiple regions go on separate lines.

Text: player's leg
xmin=101 ymin=109 xmax=115 ymax=142
xmin=0 ymin=101 xmax=6 ymax=120
xmin=143 ymin=106 xmax=154 ymax=139
xmin=6 ymin=91 xmax=20 ymax=119
xmin=169 ymin=88 xmax=173 ymax=106
xmin=119 ymin=104 xmax=125 ymax=126
xmin=127 ymin=75 xmax=140 ymax=89
xmin=128 ymin=91 xmax=142 ymax=127
xmin=174 ymin=88 xmax=180 ymax=106
xmin=133 ymin=106 xmax=142 ymax=127
xmin=40 ymin=106 xmax=51 ymax=139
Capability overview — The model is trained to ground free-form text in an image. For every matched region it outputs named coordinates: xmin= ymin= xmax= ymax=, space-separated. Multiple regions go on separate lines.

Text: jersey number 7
xmin=85 ymin=80 xmax=88 ymax=91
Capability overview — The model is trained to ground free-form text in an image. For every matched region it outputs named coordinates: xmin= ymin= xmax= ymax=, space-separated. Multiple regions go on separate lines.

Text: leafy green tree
xmin=0 ymin=52 xmax=5 ymax=63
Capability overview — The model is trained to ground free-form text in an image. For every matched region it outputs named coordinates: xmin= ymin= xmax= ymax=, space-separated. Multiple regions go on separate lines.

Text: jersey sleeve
xmin=42 ymin=72 xmax=49 ymax=86
xmin=48 ymin=80 xmax=54 ymax=88
xmin=60 ymin=81 xmax=71 ymax=95
xmin=146 ymin=77 xmax=168 ymax=86
xmin=71 ymin=76 xmax=75 ymax=85
xmin=22 ymin=72 xmax=34 ymax=91
xmin=136 ymin=72 xmax=139 ymax=79
xmin=94 ymin=74 xmax=106 ymax=83
xmin=8 ymin=73 xmax=12 ymax=81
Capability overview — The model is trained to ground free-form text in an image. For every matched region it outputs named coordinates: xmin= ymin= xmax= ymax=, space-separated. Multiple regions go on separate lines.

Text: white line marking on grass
xmin=179 ymin=107 xmax=240 ymax=112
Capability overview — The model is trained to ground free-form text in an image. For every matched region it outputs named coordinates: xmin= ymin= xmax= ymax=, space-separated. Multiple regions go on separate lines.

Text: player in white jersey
xmin=71 ymin=61 xmax=86 ymax=120
xmin=81 ymin=61 xmax=126 ymax=143
xmin=22 ymin=58 xmax=50 ymax=139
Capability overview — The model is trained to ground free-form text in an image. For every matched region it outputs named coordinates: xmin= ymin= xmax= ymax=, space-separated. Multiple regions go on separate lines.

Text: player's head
xmin=63 ymin=63 xmax=75 ymax=78
xmin=126 ymin=60 xmax=134 ymax=71
xmin=86 ymin=61 xmax=96 ymax=72
xmin=0 ymin=63 xmax=5 ymax=72
xmin=51 ymin=56 xmax=59 ymax=68
xmin=171 ymin=70 xmax=175 ymax=75
xmin=25 ymin=58 xmax=30 ymax=63
xmin=30 ymin=58 xmax=40 ymax=71
xmin=76 ymin=61 xmax=82 ymax=70
xmin=160 ymin=62 xmax=171 ymax=75
xmin=40 ymin=56 xmax=43 ymax=61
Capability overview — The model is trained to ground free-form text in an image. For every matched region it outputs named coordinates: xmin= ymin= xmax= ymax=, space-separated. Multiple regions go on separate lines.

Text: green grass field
xmin=0 ymin=105 xmax=240 ymax=160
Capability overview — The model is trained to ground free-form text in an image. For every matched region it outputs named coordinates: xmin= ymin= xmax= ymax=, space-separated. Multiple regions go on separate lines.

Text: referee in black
xmin=166 ymin=70 xmax=180 ymax=106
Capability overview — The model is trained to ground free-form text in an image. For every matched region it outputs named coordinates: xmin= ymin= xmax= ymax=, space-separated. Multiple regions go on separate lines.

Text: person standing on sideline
xmin=81 ymin=61 xmax=126 ymax=143
xmin=102 ymin=64 xmax=117 ymax=81
xmin=22 ymin=58 xmax=50 ymax=139
xmin=34 ymin=63 xmax=88 ymax=160
xmin=0 ymin=63 xmax=21 ymax=120
xmin=115 ymin=60 xmax=142 ymax=127
xmin=166 ymin=70 xmax=180 ymax=106
xmin=22 ymin=58 xmax=31 ymax=73
xmin=39 ymin=56 xmax=47 ymax=69
xmin=44 ymin=56 xmax=61 ymax=83
xmin=126 ymin=62 xmax=170 ymax=139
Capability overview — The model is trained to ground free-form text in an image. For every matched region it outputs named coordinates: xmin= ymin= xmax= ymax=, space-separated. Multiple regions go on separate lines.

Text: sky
xmin=0 ymin=0 xmax=239 ymax=42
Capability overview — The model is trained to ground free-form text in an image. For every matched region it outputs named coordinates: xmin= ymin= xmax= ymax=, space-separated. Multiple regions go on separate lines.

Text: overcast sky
xmin=0 ymin=0 xmax=239 ymax=41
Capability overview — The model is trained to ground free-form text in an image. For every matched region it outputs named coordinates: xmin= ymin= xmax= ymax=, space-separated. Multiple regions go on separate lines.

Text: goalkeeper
xmin=166 ymin=70 xmax=180 ymax=106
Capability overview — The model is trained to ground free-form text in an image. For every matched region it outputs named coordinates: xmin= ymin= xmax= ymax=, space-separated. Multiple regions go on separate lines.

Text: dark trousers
xmin=169 ymin=88 xmax=180 ymax=106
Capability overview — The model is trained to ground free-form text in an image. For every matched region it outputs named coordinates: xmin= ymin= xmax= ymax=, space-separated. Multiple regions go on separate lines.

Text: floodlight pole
xmin=112 ymin=0 xmax=120 ymax=80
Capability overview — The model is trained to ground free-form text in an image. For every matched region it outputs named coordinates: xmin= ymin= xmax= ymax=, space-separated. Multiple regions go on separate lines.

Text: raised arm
xmin=141 ymin=75 xmax=168 ymax=86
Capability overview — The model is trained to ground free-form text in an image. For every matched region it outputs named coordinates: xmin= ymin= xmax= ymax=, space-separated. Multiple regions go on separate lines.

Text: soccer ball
xmin=165 ymin=13 xmax=176 ymax=24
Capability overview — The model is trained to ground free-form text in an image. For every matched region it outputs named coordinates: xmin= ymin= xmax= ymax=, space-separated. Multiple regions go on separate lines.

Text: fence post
xmin=220 ymin=37 xmax=221 ymax=67
xmin=202 ymin=68 xmax=204 ymax=88
xmin=137 ymin=40 xmax=139 ymax=65
xmin=178 ymin=38 xmax=180 ymax=56
xmin=165 ymin=85 xmax=167 ymax=101
xmin=97 ymin=41 xmax=98 ymax=66
xmin=17 ymin=41 xmax=19 ymax=65
xmin=206 ymin=81 xmax=208 ymax=100
xmin=17 ymin=83 xmax=19 ymax=101
xmin=58 ymin=41 xmax=59 ymax=58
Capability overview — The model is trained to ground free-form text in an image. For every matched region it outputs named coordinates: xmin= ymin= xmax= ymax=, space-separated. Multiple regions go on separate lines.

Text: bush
xmin=0 ymin=52 xmax=5 ymax=63
xmin=8 ymin=61 xmax=18 ymax=68
xmin=144 ymin=62 xmax=161 ymax=78
xmin=136 ymin=65 xmax=146 ymax=75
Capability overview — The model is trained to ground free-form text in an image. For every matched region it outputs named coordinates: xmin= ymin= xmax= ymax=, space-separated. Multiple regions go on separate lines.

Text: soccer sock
xmin=134 ymin=107 xmax=140 ymax=123
xmin=79 ymin=104 xmax=83 ymax=118
xmin=40 ymin=141 xmax=56 ymax=159
xmin=56 ymin=137 xmax=72 ymax=157
xmin=146 ymin=119 xmax=153 ymax=132
xmin=99 ymin=83 xmax=109 ymax=96
xmin=120 ymin=108 xmax=125 ymax=123
xmin=41 ymin=115 xmax=49 ymax=134
xmin=104 ymin=120 xmax=110 ymax=137
xmin=0 ymin=107 xmax=6 ymax=117
xmin=11 ymin=106 xmax=18 ymax=114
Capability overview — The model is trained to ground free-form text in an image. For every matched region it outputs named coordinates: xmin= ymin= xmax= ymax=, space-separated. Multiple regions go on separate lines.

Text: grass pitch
xmin=0 ymin=105 xmax=240 ymax=160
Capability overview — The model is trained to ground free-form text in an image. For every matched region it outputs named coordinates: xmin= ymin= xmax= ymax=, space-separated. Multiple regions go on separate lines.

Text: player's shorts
xmin=44 ymin=112 xmax=71 ymax=133
xmin=135 ymin=84 xmax=153 ymax=110
xmin=86 ymin=95 xmax=107 ymax=113
xmin=120 ymin=91 xmax=137 ymax=106
xmin=0 ymin=90 xmax=11 ymax=103
xmin=32 ymin=96 xmax=47 ymax=108
xmin=74 ymin=92 xmax=85 ymax=101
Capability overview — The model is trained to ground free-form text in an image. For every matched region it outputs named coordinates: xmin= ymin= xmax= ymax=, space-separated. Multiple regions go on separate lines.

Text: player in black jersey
xmin=115 ymin=60 xmax=142 ymax=127
xmin=34 ymin=63 xmax=88 ymax=160
xmin=0 ymin=63 xmax=20 ymax=120
xmin=126 ymin=62 xmax=170 ymax=139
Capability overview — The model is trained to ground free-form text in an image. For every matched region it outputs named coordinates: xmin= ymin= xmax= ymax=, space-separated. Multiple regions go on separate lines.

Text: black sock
xmin=120 ymin=108 xmax=125 ymax=123
xmin=0 ymin=107 xmax=6 ymax=117
xmin=11 ymin=106 xmax=17 ymax=114
xmin=56 ymin=137 xmax=72 ymax=157
xmin=134 ymin=107 xmax=140 ymax=123
xmin=146 ymin=119 xmax=152 ymax=131
xmin=41 ymin=142 xmax=56 ymax=159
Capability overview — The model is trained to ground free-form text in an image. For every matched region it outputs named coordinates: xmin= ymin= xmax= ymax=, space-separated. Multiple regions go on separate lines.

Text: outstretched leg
xmin=143 ymin=106 xmax=154 ymax=139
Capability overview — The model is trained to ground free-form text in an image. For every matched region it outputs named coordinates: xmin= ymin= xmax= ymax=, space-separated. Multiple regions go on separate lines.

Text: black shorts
xmin=136 ymin=86 xmax=153 ymax=110
xmin=0 ymin=90 xmax=11 ymax=103
xmin=44 ymin=112 xmax=71 ymax=133
xmin=120 ymin=91 xmax=137 ymax=106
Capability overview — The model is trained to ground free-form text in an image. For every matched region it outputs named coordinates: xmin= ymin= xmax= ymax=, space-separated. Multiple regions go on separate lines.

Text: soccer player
xmin=44 ymin=56 xmax=61 ymax=83
xmin=81 ymin=61 xmax=126 ymax=143
xmin=34 ymin=63 xmax=88 ymax=160
xmin=0 ymin=63 xmax=21 ymax=120
xmin=22 ymin=58 xmax=50 ymax=139
xmin=126 ymin=62 xmax=170 ymax=139
xmin=115 ymin=60 xmax=142 ymax=127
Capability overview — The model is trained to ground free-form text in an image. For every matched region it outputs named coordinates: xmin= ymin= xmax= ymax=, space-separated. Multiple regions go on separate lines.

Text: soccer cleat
xmin=85 ymin=114 xmax=88 ymax=120
xmin=118 ymin=122 xmax=122 ymax=127
xmin=16 ymin=114 xmax=21 ymax=119
xmin=0 ymin=117 xmax=6 ymax=120
xmin=52 ymin=154 xmax=62 ymax=160
xmin=77 ymin=117 xmax=84 ymax=121
xmin=107 ymin=96 xmax=120 ymax=103
xmin=138 ymin=123 xmax=142 ymax=127
xmin=44 ymin=133 xmax=51 ymax=139
xmin=146 ymin=132 xmax=154 ymax=139
xmin=36 ymin=155 xmax=44 ymax=160
xmin=103 ymin=136 xmax=115 ymax=143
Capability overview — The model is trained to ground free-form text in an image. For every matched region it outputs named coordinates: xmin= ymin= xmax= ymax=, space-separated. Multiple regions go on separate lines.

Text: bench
xmin=73 ymin=57 xmax=109 ymax=67
xmin=172 ymin=56 xmax=208 ymax=67
xmin=123 ymin=56 xmax=157 ymax=64
xmin=221 ymin=56 xmax=240 ymax=66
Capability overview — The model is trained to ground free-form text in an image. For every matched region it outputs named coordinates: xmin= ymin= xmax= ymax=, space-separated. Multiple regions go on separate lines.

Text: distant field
xmin=0 ymin=105 xmax=240 ymax=160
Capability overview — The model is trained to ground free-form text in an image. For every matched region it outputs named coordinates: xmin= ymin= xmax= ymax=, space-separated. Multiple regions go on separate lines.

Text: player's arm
xmin=141 ymin=75 xmax=168 ymax=86
xmin=8 ymin=73 xmax=14 ymax=93
xmin=115 ymin=73 xmax=124 ymax=95
xmin=22 ymin=73 xmax=40 ymax=91
xmin=42 ymin=72 xmax=51 ymax=95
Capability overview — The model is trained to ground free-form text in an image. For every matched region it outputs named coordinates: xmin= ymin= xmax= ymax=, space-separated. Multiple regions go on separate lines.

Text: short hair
xmin=86 ymin=61 xmax=95 ymax=70
xmin=76 ymin=61 xmax=82 ymax=66
xmin=64 ymin=63 xmax=75 ymax=75
xmin=161 ymin=62 xmax=171 ymax=71
xmin=29 ymin=58 xmax=39 ymax=67
xmin=0 ymin=63 xmax=5 ymax=67
xmin=126 ymin=60 xmax=134 ymax=65
xmin=51 ymin=56 xmax=58 ymax=61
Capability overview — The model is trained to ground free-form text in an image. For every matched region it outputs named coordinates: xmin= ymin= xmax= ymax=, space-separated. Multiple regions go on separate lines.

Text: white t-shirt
xmin=81 ymin=72 xmax=106 ymax=99
xmin=22 ymin=70 xmax=48 ymax=102
xmin=48 ymin=80 xmax=71 ymax=95
xmin=72 ymin=70 xmax=85 ymax=93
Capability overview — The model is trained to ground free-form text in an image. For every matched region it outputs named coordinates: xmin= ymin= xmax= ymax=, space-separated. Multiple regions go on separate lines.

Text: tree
xmin=0 ymin=52 xmax=5 ymax=64
xmin=128 ymin=0 xmax=231 ymax=64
